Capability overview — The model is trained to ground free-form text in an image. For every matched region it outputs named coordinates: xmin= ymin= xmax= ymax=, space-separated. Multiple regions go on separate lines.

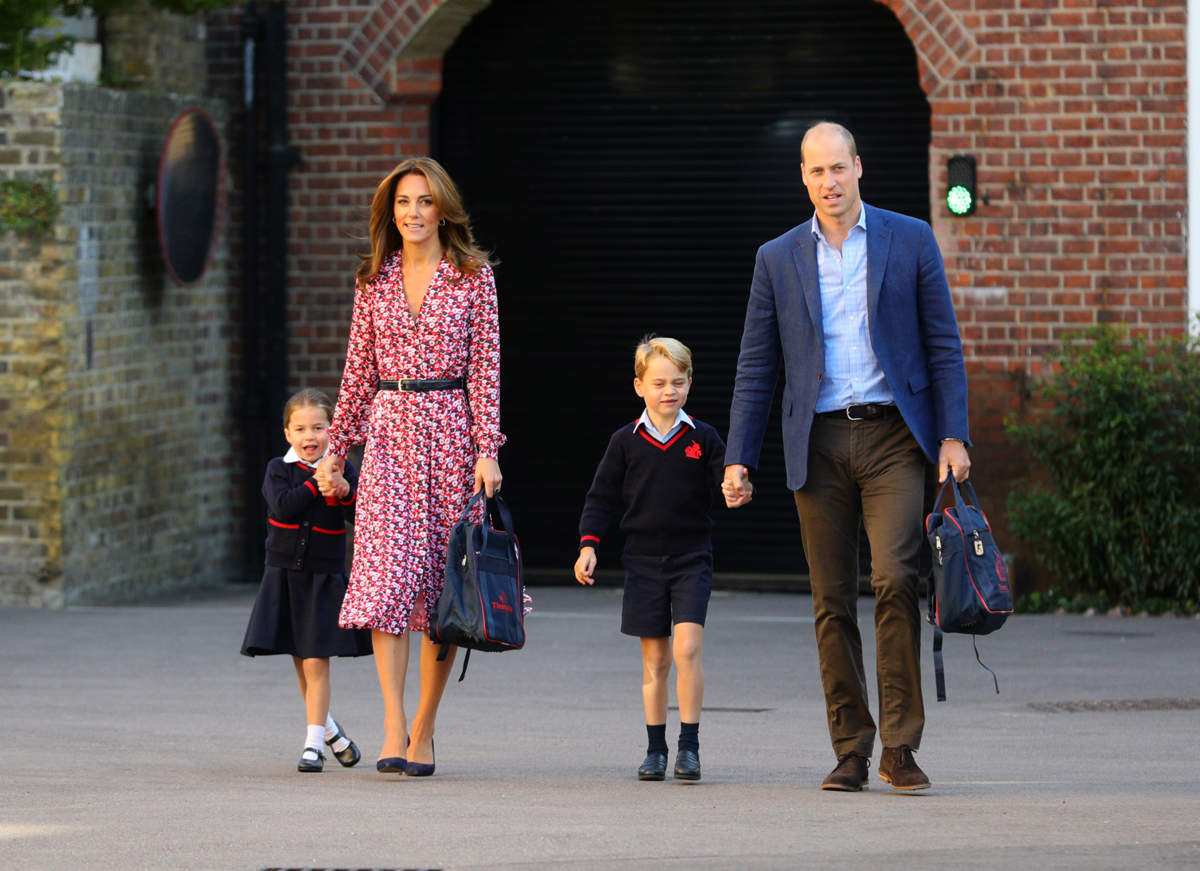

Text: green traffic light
xmin=947 ymin=185 xmax=973 ymax=216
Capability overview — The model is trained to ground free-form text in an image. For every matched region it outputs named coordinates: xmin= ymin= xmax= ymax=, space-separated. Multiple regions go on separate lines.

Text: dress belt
xmin=816 ymin=403 xmax=899 ymax=421
xmin=377 ymin=377 xmax=465 ymax=392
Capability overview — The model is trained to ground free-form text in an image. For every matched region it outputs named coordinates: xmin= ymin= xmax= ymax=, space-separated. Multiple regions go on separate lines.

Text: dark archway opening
xmin=436 ymin=0 xmax=929 ymax=579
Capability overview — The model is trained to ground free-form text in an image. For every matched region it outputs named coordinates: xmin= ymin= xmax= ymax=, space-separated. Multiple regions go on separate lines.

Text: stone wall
xmin=0 ymin=80 xmax=238 ymax=607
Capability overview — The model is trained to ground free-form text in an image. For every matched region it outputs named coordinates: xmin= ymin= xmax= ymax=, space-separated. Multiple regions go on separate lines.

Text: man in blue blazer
xmin=723 ymin=122 xmax=971 ymax=792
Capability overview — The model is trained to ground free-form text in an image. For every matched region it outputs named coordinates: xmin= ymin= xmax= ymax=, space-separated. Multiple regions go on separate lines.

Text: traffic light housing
xmin=946 ymin=155 xmax=976 ymax=216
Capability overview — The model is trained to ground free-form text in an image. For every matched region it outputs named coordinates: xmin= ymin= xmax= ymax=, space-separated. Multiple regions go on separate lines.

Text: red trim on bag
xmin=945 ymin=510 xmax=1012 ymax=616
xmin=268 ymin=518 xmax=299 ymax=529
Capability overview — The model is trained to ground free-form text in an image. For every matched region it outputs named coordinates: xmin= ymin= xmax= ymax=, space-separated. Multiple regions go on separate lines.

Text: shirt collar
xmin=633 ymin=407 xmax=694 ymax=435
xmin=283 ymin=446 xmax=327 ymax=469
xmin=810 ymin=204 xmax=867 ymax=242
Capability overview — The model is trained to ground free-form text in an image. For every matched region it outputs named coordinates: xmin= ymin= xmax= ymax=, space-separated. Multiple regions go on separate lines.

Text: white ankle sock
xmin=306 ymin=724 xmax=325 ymax=751
xmin=324 ymin=714 xmax=350 ymax=752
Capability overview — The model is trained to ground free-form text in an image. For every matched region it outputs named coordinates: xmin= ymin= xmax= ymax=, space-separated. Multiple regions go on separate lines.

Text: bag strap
xmin=437 ymin=642 xmax=472 ymax=682
xmin=933 ymin=625 xmax=947 ymax=702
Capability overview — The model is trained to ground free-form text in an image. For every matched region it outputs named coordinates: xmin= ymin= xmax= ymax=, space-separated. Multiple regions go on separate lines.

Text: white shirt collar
xmin=283 ymin=446 xmax=327 ymax=468
xmin=633 ymin=407 xmax=694 ymax=437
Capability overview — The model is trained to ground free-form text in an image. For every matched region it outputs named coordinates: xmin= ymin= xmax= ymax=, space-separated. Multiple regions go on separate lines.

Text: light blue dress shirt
xmin=635 ymin=408 xmax=694 ymax=443
xmin=811 ymin=207 xmax=895 ymax=413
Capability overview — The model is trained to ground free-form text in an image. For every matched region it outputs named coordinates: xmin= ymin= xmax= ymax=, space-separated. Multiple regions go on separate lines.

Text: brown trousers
xmin=793 ymin=412 xmax=927 ymax=759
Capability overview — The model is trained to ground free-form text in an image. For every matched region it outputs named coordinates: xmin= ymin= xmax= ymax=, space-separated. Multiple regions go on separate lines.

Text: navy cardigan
xmin=262 ymin=457 xmax=358 ymax=574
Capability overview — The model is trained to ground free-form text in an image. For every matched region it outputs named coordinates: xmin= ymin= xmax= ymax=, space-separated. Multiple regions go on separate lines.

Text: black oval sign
xmin=156 ymin=109 xmax=223 ymax=285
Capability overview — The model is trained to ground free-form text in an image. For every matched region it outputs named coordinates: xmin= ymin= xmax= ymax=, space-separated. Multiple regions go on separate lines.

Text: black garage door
xmin=435 ymin=0 xmax=929 ymax=579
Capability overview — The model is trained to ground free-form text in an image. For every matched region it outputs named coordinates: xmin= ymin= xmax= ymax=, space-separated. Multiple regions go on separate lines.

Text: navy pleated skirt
xmin=241 ymin=567 xmax=373 ymax=659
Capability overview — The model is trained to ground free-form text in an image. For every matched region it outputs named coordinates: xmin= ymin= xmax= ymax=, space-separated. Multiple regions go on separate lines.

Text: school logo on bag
xmin=684 ymin=440 xmax=703 ymax=459
xmin=491 ymin=590 xmax=513 ymax=613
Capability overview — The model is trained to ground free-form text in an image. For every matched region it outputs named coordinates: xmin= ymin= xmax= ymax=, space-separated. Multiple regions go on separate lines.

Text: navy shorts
xmin=620 ymin=550 xmax=713 ymax=638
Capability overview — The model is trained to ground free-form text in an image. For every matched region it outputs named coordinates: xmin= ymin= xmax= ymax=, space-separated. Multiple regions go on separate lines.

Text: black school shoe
xmin=297 ymin=747 xmax=325 ymax=773
xmin=673 ymin=749 xmax=701 ymax=781
xmin=638 ymin=752 xmax=668 ymax=781
xmin=325 ymin=719 xmax=361 ymax=767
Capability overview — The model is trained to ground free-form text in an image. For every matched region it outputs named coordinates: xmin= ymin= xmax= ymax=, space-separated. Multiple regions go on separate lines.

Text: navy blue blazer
xmin=726 ymin=204 xmax=970 ymax=490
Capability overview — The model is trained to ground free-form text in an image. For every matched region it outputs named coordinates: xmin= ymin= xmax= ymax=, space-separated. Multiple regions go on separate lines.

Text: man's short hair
xmin=801 ymin=121 xmax=858 ymax=163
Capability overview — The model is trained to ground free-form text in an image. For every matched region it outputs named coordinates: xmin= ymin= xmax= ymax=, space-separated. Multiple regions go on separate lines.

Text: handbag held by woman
xmin=431 ymin=491 xmax=526 ymax=680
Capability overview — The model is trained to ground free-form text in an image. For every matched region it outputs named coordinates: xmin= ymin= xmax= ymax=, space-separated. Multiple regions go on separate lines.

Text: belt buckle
xmin=845 ymin=405 xmax=866 ymax=421
xmin=398 ymin=379 xmax=414 ymax=393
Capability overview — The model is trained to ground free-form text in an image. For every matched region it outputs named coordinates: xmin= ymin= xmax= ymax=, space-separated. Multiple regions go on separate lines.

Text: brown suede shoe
xmin=878 ymin=746 xmax=931 ymax=791
xmin=820 ymin=753 xmax=869 ymax=791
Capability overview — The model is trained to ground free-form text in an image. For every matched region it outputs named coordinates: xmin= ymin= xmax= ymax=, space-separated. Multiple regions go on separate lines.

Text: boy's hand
xmin=723 ymin=478 xmax=754 ymax=508
xmin=722 ymin=464 xmax=754 ymax=508
xmin=574 ymin=547 xmax=597 ymax=585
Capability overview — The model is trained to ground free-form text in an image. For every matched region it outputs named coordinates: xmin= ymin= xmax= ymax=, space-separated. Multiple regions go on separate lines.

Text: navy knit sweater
xmin=263 ymin=457 xmax=359 ymax=574
xmin=578 ymin=417 xmax=726 ymax=557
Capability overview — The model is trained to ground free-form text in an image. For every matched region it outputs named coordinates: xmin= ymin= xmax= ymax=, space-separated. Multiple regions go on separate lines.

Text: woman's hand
xmin=474 ymin=457 xmax=502 ymax=497
xmin=315 ymin=455 xmax=345 ymax=492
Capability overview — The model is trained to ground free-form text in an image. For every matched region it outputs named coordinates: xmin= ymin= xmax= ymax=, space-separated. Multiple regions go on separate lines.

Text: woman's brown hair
xmin=356 ymin=157 xmax=494 ymax=287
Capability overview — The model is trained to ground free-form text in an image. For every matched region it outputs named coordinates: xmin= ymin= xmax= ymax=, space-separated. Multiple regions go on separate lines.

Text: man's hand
xmin=938 ymin=440 xmax=971 ymax=483
xmin=723 ymin=464 xmax=753 ymax=507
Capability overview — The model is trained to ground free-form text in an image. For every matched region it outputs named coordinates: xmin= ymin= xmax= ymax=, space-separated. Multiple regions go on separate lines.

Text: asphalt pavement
xmin=2 ymin=584 xmax=1198 ymax=870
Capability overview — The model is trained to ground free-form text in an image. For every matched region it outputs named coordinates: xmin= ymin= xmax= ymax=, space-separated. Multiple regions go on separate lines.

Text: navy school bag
xmin=924 ymin=476 xmax=1013 ymax=701
xmin=430 ymin=491 xmax=526 ymax=680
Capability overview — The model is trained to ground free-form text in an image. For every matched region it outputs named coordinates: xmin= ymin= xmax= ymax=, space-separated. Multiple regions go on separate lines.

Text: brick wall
xmin=0 ymin=81 xmax=238 ymax=607
xmin=878 ymin=0 xmax=1187 ymax=562
xmin=205 ymin=0 xmax=1188 ymax=583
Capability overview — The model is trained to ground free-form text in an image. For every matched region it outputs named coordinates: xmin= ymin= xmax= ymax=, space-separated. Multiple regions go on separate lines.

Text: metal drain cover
xmin=1029 ymin=698 xmax=1200 ymax=713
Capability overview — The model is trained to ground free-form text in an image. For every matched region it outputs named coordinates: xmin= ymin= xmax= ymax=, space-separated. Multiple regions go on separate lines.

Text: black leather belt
xmin=817 ymin=403 xmax=899 ymax=421
xmin=378 ymin=377 xmax=465 ymax=392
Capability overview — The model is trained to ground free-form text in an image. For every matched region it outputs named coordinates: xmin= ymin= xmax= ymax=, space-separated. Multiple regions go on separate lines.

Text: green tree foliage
xmin=1006 ymin=325 xmax=1200 ymax=609
xmin=0 ymin=0 xmax=235 ymax=78
xmin=0 ymin=177 xmax=60 ymax=235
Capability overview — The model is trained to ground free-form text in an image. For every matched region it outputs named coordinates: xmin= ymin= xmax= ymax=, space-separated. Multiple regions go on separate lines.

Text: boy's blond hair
xmin=634 ymin=336 xmax=693 ymax=380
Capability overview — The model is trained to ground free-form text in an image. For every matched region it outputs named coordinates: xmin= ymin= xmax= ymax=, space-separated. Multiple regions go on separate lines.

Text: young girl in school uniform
xmin=241 ymin=389 xmax=373 ymax=772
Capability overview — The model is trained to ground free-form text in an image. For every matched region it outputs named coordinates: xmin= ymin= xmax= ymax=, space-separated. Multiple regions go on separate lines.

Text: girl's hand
xmin=474 ymin=457 xmax=502 ymax=497
xmin=574 ymin=548 xmax=597 ymax=585
xmin=315 ymin=455 xmax=345 ymax=490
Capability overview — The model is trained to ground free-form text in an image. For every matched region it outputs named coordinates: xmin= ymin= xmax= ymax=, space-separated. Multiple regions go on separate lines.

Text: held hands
xmin=722 ymin=463 xmax=754 ymax=508
xmin=938 ymin=440 xmax=972 ymax=483
xmin=474 ymin=456 xmax=503 ymax=497
xmin=574 ymin=546 xmax=597 ymax=585
xmin=314 ymin=455 xmax=347 ymax=498
xmin=317 ymin=470 xmax=350 ymax=501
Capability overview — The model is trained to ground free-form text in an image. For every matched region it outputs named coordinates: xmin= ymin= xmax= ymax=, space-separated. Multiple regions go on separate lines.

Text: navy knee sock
xmin=646 ymin=724 xmax=668 ymax=755
xmin=679 ymin=721 xmax=699 ymax=754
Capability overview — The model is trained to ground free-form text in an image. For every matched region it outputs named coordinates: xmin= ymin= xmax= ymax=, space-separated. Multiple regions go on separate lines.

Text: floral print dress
xmin=328 ymin=251 xmax=505 ymax=636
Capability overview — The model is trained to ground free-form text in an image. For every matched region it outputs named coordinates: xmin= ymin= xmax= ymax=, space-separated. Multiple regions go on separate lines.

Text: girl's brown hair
xmin=282 ymin=388 xmax=334 ymax=429
xmin=356 ymin=157 xmax=494 ymax=287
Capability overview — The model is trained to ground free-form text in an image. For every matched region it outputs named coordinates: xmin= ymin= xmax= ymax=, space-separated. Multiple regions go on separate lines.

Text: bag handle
xmin=930 ymin=475 xmax=982 ymax=515
xmin=455 ymin=490 xmax=516 ymax=534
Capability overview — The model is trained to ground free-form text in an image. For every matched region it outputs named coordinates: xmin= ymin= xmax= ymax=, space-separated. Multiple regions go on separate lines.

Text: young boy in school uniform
xmin=574 ymin=336 xmax=752 ymax=782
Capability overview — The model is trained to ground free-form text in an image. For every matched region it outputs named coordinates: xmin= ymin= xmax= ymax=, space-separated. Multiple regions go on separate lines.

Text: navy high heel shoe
xmin=375 ymin=755 xmax=406 ymax=774
xmin=405 ymin=737 xmax=435 ymax=777
xmin=376 ymin=735 xmax=407 ymax=774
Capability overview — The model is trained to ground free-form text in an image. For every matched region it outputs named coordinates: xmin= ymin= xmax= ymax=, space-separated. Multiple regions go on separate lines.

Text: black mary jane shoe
xmin=325 ymin=719 xmax=362 ymax=768
xmin=297 ymin=747 xmax=325 ymax=773
xmin=637 ymin=751 xmax=668 ymax=781
xmin=673 ymin=749 xmax=701 ymax=782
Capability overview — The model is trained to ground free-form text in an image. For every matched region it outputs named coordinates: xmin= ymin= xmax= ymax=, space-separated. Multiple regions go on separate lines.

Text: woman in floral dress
xmin=315 ymin=157 xmax=504 ymax=776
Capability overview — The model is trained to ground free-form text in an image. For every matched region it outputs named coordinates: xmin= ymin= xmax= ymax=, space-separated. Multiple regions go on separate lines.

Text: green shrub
xmin=0 ymin=177 xmax=59 ymax=235
xmin=2 ymin=1 xmax=238 ymax=78
xmin=1006 ymin=325 xmax=1200 ymax=609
